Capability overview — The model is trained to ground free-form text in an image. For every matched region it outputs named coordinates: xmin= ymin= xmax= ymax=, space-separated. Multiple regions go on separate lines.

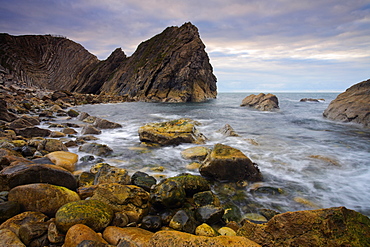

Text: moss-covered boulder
xmin=167 ymin=173 xmax=210 ymax=197
xmin=138 ymin=119 xmax=206 ymax=146
xmin=200 ymin=143 xmax=262 ymax=182
xmin=90 ymin=183 xmax=150 ymax=223
xmin=55 ymin=199 xmax=114 ymax=233
xmin=8 ymin=183 xmax=80 ymax=216
xmin=150 ymin=179 xmax=186 ymax=209
xmin=149 ymin=230 xmax=261 ymax=247
xmin=93 ymin=163 xmax=130 ymax=185
xmin=237 ymin=207 xmax=370 ymax=247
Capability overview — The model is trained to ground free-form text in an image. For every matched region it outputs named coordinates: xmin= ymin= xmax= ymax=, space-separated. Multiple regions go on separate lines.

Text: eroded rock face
xmin=237 ymin=207 xmax=370 ymax=247
xmin=323 ymin=79 xmax=370 ymax=127
xmin=1 ymin=22 xmax=217 ymax=103
xmin=240 ymin=93 xmax=279 ymax=111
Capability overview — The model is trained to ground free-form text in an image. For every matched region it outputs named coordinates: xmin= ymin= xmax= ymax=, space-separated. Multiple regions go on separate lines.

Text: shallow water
xmin=59 ymin=93 xmax=370 ymax=216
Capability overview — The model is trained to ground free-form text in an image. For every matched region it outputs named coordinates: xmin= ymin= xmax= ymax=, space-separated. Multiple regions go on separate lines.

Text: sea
xmin=61 ymin=92 xmax=370 ymax=217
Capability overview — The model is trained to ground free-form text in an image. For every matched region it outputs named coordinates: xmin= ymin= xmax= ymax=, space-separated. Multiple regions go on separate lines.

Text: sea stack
xmin=0 ymin=22 xmax=217 ymax=102
xmin=323 ymin=79 xmax=370 ymax=128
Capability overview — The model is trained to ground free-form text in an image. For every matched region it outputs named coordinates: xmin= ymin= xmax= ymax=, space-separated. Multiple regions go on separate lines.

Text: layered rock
xmin=0 ymin=22 xmax=217 ymax=102
xmin=240 ymin=93 xmax=279 ymax=111
xmin=323 ymin=79 xmax=370 ymax=127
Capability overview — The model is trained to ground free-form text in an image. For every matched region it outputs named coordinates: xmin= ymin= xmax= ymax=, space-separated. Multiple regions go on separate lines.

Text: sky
xmin=0 ymin=0 xmax=369 ymax=92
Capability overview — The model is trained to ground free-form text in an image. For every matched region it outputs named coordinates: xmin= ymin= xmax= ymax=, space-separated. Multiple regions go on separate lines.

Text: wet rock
xmin=76 ymin=185 xmax=97 ymax=200
xmin=103 ymin=226 xmax=154 ymax=246
xmin=222 ymin=202 xmax=243 ymax=223
xmin=94 ymin=163 xmax=130 ymax=185
xmin=0 ymin=163 xmax=77 ymax=191
xmin=0 ymin=228 xmax=25 ymax=247
xmin=0 ymin=201 xmax=21 ymax=223
xmin=81 ymin=124 xmax=102 ymax=135
xmin=50 ymin=130 xmax=66 ymax=138
xmin=111 ymin=211 xmax=130 ymax=228
xmin=195 ymin=205 xmax=224 ymax=225
xmin=251 ymin=186 xmax=284 ymax=195
xmin=240 ymin=93 xmax=279 ymax=111
xmin=18 ymin=221 xmax=49 ymax=246
xmin=62 ymin=127 xmax=78 ymax=135
xmin=217 ymin=124 xmax=240 ymax=137
xmin=93 ymin=117 xmax=122 ymax=129
xmin=237 ymin=207 xmax=370 ymax=247
xmin=47 ymin=221 xmax=64 ymax=244
xmin=149 ymin=230 xmax=261 ymax=247
xmin=300 ymin=98 xmax=322 ymax=102
xmin=8 ymin=183 xmax=80 ymax=216
xmin=218 ymin=226 xmax=236 ymax=236
xmin=77 ymin=112 xmax=90 ymax=121
xmin=185 ymin=162 xmax=201 ymax=170
xmin=200 ymin=143 xmax=262 ymax=182
xmin=180 ymin=146 xmax=210 ymax=160
xmin=0 ymin=211 xmax=48 ymax=236
xmin=141 ymin=215 xmax=162 ymax=232
xmin=39 ymin=138 xmax=68 ymax=152
xmin=138 ymin=119 xmax=206 ymax=146
xmin=195 ymin=223 xmax=219 ymax=237
xmin=167 ymin=173 xmax=210 ymax=197
xmin=242 ymin=213 xmax=267 ymax=223
xmin=91 ymin=184 xmax=150 ymax=223
xmin=6 ymin=118 xmax=35 ymax=129
xmin=45 ymin=151 xmax=78 ymax=172
xmin=21 ymin=145 xmax=34 ymax=156
xmin=78 ymin=172 xmax=96 ymax=187
xmin=15 ymin=127 xmax=51 ymax=138
xmin=259 ymin=208 xmax=280 ymax=221
xmin=169 ymin=210 xmax=197 ymax=233
xmin=193 ymin=191 xmax=220 ymax=207
xmin=67 ymin=109 xmax=79 ymax=118
xmin=79 ymin=143 xmax=113 ymax=156
xmin=55 ymin=199 xmax=114 ymax=233
xmin=0 ymin=99 xmax=18 ymax=122
xmin=64 ymin=224 xmax=108 ymax=247
xmin=131 ymin=171 xmax=157 ymax=192
xmin=150 ymin=179 xmax=186 ymax=209
xmin=323 ymin=79 xmax=370 ymax=127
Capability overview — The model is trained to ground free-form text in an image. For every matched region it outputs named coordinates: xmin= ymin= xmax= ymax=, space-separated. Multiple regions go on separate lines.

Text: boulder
xmin=141 ymin=215 xmax=162 ymax=231
xmin=50 ymin=130 xmax=66 ymax=138
xmin=81 ymin=124 xmax=102 ymax=135
xmin=167 ymin=173 xmax=210 ymax=196
xmin=0 ymin=163 xmax=78 ymax=191
xmin=18 ymin=221 xmax=49 ymax=246
xmin=6 ymin=118 xmax=35 ymax=129
xmin=93 ymin=117 xmax=122 ymax=129
xmin=8 ymin=183 xmax=80 ymax=216
xmin=149 ymin=230 xmax=261 ymax=247
xmin=195 ymin=223 xmax=219 ymax=237
xmin=62 ymin=127 xmax=78 ymax=135
xmin=131 ymin=171 xmax=157 ymax=192
xmin=55 ymin=199 xmax=114 ymax=233
xmin=169 ymin=210 xmax=197 ymax=233
xmin=199 ymin=143 xmax=262 ymax=182
xmin=240 ymin=93 xmax=279 ymax=111
xmin=67 ymin=109 xmax=79 ymax=118
xmin=0 ymin=201 xmax=21 ymax=223
xmin=237 ymin=207 xmax=370 ymax=247
xmin=193 ymin=191 xmax=220 ymax=207
xmin=39 ymin=138 xmax=68 ymax=152
xmin=323 ymin=79 xmax=370 ymax=127
xmin=138 ymin=119 xmax=206 ymax=146
xmin=63 ymin=224 xmax=108 ymax=247
xmin=46 ymin=151 xmax=78 ymax=172
xmin=150 ymin=179 xmax=186 ymax=209
xmin=180 ymin=146 xmax=210 ymax=160
xmin=0 ymin=211 xmax=48 ymax=236
xmin=0 ymin=99 xmax=18 ymax=122
xmin=15 ymin=127 xmax=51 ymax=138
xmin=103 ymin=226 xmax=153 ymax=246
xmin=79 ymin=143 xmax=113 ymax=156
xmin=94 ymin=163 xmax=130 ymax=185
xmin=195 ymin=205 xmax=224 ymax=224
xmin=0 ymin=228 xmax=25 ymax=247
xmin=90 ymin=183 xmax=150 ymax=223
xmin=217 ymin=124 xmax=240 ymax=137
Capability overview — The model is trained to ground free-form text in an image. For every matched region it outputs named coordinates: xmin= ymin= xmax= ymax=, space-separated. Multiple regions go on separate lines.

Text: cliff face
xmin=0 ymin=22 xmax=217 ymax=102
xmin=323 ymin=79 xmax=370 ymax=128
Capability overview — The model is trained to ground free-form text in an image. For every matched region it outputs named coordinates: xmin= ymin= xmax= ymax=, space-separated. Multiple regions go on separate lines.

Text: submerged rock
xmin=181 ymin=146 xmax=210 ymax=160
xmin=138 ymin=119 xmax=206 ymax=146
xmin=237 ymin=207 xmax=370 ymax=247
xmin=323 ymin=79 xmax=370 ymax=127
xmin=240 ymin=93 xmax=279 ymax=111
xmin=200 ymin=143 xmax=262 ymax=182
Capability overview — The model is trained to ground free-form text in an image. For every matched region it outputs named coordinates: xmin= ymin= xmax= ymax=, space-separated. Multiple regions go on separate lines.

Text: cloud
xmin=0 ymin=0 xmax=369 ymax=91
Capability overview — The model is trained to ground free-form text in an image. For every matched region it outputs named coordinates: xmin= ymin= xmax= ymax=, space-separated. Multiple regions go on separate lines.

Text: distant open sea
xmin=61 ymin=92 xmax=370 ymax=216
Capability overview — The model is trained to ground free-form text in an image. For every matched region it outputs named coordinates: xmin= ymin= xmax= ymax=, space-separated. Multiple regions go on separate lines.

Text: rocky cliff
xmin=0 ymin=22 xmax=217 ymax=102
xmin=323 ymin=79 xmax=370 ymax=127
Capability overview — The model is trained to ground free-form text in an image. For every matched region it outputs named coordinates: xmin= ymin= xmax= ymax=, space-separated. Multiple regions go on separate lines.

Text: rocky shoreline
xmin=1 ymin=81 xmax=370 ymax=246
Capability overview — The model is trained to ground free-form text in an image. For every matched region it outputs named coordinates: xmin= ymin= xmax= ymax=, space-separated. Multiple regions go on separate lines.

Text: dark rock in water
xmin=200 ymin=143 xmax=262 ymax=182
xmin=150 ymin=179 xmax=186 ymax=209
xmin=138 ymin=118 xmax=206 ymax=146
xmin=93 ymin=117 xmax=122 ymax=129
xmin=323 ymin=79 xmax=370 ymax=127
xmin=217 ymin=124 xmax=240 ymax=137
xmin=79 ymin=143 xmax=113 ymax=156
xmin=195 ymin=205 xmax=224 ymax=224
xmin=193 ymin=191 xmax=220 ymax=207
xmin=0 ymin=22 xmax=217 ymax=103
xmin=141 ymin=215 xmax=162 ymax=231
xmin=81 ymin=124 xmax=102 ymax=135
xmin=300 ymin=98 xmax=323 ymax=102
xmin=237 ymin=207 xmax=370 ymax=247
xmin=15 ymin=127 xmax=51 ymax=138
xmin=131 ymin=171 xmax=157 ymax=192
xmin=169 ymin=210 xmax=197 ymax=234
xmin=167 ymin=173 xmax=210 ymax=197
xmin=67 ymin=109 xmax=79 ymax=118
xmin=240 ymin=93 xmax=279 ymax=111
xmin=0 ymin=163 xmax=78 ymax=191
